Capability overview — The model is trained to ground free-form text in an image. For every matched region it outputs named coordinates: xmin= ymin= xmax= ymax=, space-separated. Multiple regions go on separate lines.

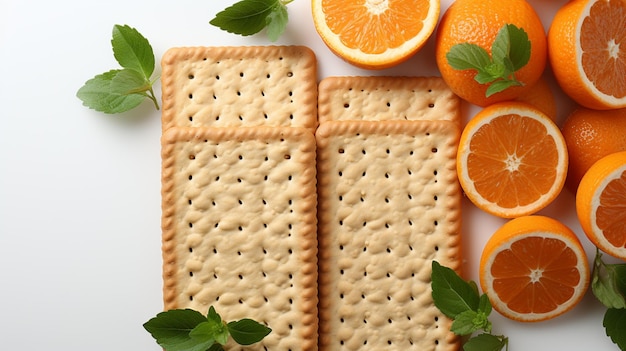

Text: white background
xmin=0 ymin=0 xmax=620 ymax=350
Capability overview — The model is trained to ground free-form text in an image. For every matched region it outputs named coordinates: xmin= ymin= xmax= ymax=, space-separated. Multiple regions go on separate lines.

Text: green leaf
xmin=446 ymin=23 xmax=531 ymax=98
xmin=210 ymin=0 xmax=282 ymax=37
xmin=143 ymin=309 xmax=209 ymax=351
xmin=491 ymin=24 xmax=511 ymax=66
xmin=486 ymin=79 xmax=520 ymax=97
xmin=451 ymin=310 xmax=482 ymax=336
xmin=446 ymin=43 xmax=492 ymax=72
xmin=431 ymin=261 xmax=480 ymax=319
xmin=603 ymin=308 xmax=626 ymax=350
xmin=592 ymin=252 xmax=626 ymax=309
xmin=227 ymin=319 xmax=272 ymax=345
xmin=111 ymin=24 xmax=155 ymax=78
xmin=506 ymin=24 xmax=531 ymax=71
xmin=76 ymin=69 xmax=146 ymax=114
xmin=265 ymin=2 xmax=288 ymax=41
xmin=464 ymin=333 xmax=507 ymax=351
xmin=189 ymin=321 xmax=229 ymax=346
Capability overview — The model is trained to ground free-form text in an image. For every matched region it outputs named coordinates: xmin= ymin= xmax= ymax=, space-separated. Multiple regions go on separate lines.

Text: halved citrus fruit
xmin=480 ymin=215 xmax=590 ymax=322
xmin=457 ymin=102 xmax=568 ymax=218
xmin=311 ymin=0 xmax=440 ymax=69
xmin=548 ymin=0 xmax=626 ymax=110
xmin=576 ymin=151 xmax=626 ymax=260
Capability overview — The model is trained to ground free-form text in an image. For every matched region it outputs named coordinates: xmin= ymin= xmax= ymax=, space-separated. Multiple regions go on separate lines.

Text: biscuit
xmin=161 ymin=126 xmax=318 ymax=350
xmin=318 ymin=76 xmax=460 ymax=124
xmin=161 ymin=46 xmax=318 ymax=131
xmin=316 ymin=120 xmax=462 ymax=351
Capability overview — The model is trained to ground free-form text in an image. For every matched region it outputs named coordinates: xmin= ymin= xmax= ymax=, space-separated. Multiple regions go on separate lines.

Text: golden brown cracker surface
xmin=318 ymin=76 xmax=460 ymax=124
xmin=316 ymin=120 xmax=462 ymax=351
xmin=161 ymin=126 xmax=318 ymax=350
xmin=161 ymin=46 xmax=318 ymax=131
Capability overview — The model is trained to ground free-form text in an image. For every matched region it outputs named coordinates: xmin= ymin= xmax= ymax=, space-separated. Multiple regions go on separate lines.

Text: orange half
xmin=576 ymin=151 xmax=626 ymax=260
xmin=312 ymin=0 xmax=440 ymax=69
xmin=457 ymin=102 xmax=568 ymax=218
xmin=480 ymin=216 xmax=590 ymax=322
xmin=549 ymin=0 xmax=626 ymax=109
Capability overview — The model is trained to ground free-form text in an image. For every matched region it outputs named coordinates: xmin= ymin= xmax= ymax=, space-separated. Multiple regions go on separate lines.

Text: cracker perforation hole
xmin=188 ymin=116 xmax=193 ymax=122
xmin=432 ymin=147 xmax=438 ymax=153
xmin=188 ymin=74 xmax=194 ymax=79
xmin=188 ymin=93 xmax=193 ymax=99
xmin=428 ymin=103 xmax=435 ymax=108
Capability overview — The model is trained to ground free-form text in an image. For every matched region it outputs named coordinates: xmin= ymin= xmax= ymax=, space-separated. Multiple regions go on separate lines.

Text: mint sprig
xmin=591 ymin=249 xmax=626 ymax=351
xmin=446 ymin=23 xmax=531 ymax=97
xmin=143 ymin=306 xmax=271 ymax=351
xmin=431 ymin=261 xmax=509 ymax=351
xmin=77 ymin=24 xmax=159 ymax=114
xmin=210 ymin=0 xmax=292 ymax=42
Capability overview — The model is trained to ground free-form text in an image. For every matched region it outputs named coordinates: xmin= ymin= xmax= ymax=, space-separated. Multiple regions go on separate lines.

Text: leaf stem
xmin=147 ymin=86 xmax=160 ymax=110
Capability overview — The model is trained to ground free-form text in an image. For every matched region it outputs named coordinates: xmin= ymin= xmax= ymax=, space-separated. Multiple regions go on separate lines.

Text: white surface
xmin=0 ymin=0 xmax=619 ymax=350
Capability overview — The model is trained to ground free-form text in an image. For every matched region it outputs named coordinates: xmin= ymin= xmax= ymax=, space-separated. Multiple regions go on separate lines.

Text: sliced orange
xmin=311 ymin=0 xmax=440 ymax=69
xmin=548 ymin=0 xmax=626 ymax=110
xmin=480 ymin=215 xmax=590 ymax=322
xmin=457 ymin=102 xmax=568 ymax=218
xmin=576 ymin=151 xmax=626 ymax=260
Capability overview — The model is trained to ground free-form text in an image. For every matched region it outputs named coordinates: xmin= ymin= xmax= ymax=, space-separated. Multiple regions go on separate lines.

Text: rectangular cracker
xmin=161 ymin=126 xmax=318 ymax=351
xmin=316 ymin=120 xmax=462 ymax=351
xmin=318 ymin=76 xmax=460 ymax=124
xmin=161 ymin=45 xmax=318 ymax=131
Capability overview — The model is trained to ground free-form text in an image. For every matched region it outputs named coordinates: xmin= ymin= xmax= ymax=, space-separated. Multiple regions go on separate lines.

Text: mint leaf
xmin=189 ymin=320 xmax=229 ymax=346
xmin=77 ymin=69 xmax=146 ymax=113
xmin=464 ymin=333 xmax=507 ymax=351
xmin=446 ymin=23 xmax=530 ymax=97
xmin=506 ymin=24 xmax=531 ymax=70
xmin=451 ymin=310 xmax=482 ymax=335
xmin=491 ymin=25 xmax=510 ymax=67
xmin=227 ymin=319 xmax=272 ymax=345
xmin=603 ymin=308 xmax=626 ymax=351
xmin=431 ymin=261 xmax=480 ymax=319
xmin=77 ymin=24 xmax=159 ymax=113
xmin=210 ymin=0 xmax=288 ymax=41
xmin=592 ymin=251 xmax=626 ymax=309
xmin=265 ymin=1 xmax=288 ymax=41
xmin=446 ymin=43 xmax=491 ymax=72
xmin=486 ymin=79 xmax=521 ymax=97
xmin=111 ymin=24 xmax=155 ymax=79
xmin=143 ymin=309 xmax=208 ymax=351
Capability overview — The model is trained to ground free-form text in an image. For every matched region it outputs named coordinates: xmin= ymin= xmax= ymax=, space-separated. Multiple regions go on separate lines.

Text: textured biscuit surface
xmin=318 ymin=76 xmax=460 ymax=124
xmin=161 ymin=46 xmax=318 ymax=131
xmin=161 ymin=126 xmax=318 ymax=351
xmin=316 ymin=120 xmax=462 ymax=351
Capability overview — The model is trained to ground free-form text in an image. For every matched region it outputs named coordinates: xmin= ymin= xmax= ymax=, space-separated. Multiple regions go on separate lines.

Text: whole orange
xmin=435 ymin=0 xmax=547 ymax=107
xmin=561 ymin=107 xmax=626 ymax=193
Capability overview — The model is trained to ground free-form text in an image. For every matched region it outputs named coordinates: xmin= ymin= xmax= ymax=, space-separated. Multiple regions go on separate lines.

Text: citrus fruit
xmin=515 ymin=77 xmax=558 ymax=121
xmin=576 ymin=151 xmax=626 ymax=260
xmin=548 ymin=0 xmax=626 ymax=110
xmin=561 ymin=107 xmax=626 ymax=193
xmin=435 ymin=0 xmax=547 ymax=106
xmin=311 ymin=0 xmax=440 ymax=69
xmin=457 ymin=102 xmax=568 ymax=218
xmin=480 ymin=215 xmax=590 ymax=322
